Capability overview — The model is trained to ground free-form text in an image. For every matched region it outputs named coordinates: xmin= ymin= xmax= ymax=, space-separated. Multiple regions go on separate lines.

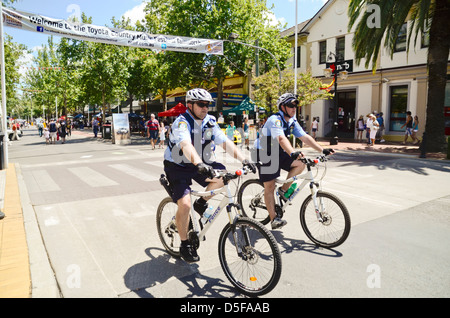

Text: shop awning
xmin=158 ymin=103 xmax=187 ymax=117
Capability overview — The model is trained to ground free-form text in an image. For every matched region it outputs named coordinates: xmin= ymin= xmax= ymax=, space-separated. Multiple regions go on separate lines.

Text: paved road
xmin=9 ymin=128 xmax=450 ymax=298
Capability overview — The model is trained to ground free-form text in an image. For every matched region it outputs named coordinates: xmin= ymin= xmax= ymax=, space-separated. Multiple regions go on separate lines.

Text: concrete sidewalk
xmin=0 ymin=129 xmax=447 ymax=298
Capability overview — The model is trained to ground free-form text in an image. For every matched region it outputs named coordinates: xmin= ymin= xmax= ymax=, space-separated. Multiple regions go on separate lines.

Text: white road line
xmin=109 ymin=164 xmax=157 ymax=181
xmin=31 ymin=170 xmax=61 ymax=192
xmin=68 ymin=167 xmax=119 ymax=187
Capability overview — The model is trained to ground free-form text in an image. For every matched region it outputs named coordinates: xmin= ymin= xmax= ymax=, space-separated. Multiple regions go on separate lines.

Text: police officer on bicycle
xmin=254 ymin=93 xmax=334 ymax=229
xmin=164 ymin=88 xmax=256 ymax=263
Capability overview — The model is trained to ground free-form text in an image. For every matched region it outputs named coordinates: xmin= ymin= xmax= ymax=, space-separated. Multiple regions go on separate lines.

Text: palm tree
xmin=348 ymin=0 xmax=450 ymax=152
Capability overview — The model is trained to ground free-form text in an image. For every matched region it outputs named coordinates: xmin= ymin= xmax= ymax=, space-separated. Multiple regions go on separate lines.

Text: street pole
xmin=331 ymin=72 xmax=338 ymax=145
xmin=0 ymin=2 xmax=9 ymax=169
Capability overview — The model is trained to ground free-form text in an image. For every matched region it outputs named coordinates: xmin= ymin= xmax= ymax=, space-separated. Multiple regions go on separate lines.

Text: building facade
xmin=283 ymin=0 xmax=450 ymax=141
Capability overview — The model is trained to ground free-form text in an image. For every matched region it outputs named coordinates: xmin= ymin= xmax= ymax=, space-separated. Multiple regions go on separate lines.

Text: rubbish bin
xmin=102 ymin=124 xmax=112 ymax=139
xmin=0 ymin=132 xmax=5 ymax=170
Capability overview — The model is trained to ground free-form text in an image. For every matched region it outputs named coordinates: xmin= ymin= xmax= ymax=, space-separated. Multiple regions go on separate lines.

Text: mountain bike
xmin=157 ymin=166 xmax=282 ymax=297
xmin=237 ymin=155 xmax=351 ymax=248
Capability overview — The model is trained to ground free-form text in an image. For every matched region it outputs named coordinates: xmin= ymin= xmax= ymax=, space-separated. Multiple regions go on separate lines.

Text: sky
xmin=3 ymin=0 xmax=328 ymax=70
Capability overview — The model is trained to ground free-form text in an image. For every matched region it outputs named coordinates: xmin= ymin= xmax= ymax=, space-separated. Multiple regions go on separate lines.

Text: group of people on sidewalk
xmin=37 ymin=118 xmax=70 ymax=145
xmin=356 ymin=111 xmax=420 ymax=146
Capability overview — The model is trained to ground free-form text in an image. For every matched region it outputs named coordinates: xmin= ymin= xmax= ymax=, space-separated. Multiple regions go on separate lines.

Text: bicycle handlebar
xmin=213 ymin=165 xmax=255 ymax=182
xmin=298 ymin=154 xmax=328 ymax=167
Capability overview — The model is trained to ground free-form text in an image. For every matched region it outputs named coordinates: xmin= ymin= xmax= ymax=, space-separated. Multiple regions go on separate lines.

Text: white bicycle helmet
xmin=277 ymin=93 xmax=298 ymax=108
xmin=186 ymin=88 xmax=214 ymax=103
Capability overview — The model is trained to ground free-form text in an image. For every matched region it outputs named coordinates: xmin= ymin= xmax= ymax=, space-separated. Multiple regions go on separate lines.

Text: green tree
xmin=143 ymin=0 xmax=291 ymax=112
xmin=2 ymin=34 xmax=27 ymax=115
xmin=348 ymin=0 xmax=450 ymax=152
xmin=77 ymin=14 xmax=130 ymax=123
xmin=253 ymin=69 xmax=332 ymax=114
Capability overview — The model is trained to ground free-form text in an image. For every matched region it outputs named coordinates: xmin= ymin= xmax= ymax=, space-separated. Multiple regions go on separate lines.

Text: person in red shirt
xmin=147 ymin=113 xmax=159 ymax=150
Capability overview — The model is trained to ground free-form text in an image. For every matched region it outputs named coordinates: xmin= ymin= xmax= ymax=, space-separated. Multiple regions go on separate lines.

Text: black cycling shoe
xmin=180 ymin=243 xmax=200 ymax=263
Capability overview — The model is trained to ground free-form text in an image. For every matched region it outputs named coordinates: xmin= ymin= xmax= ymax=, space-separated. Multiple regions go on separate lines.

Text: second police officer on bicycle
xmin=163 ymin=88 xmax=256 ymax=263
xmin=253 ymin=93 xmax=334 ymax=230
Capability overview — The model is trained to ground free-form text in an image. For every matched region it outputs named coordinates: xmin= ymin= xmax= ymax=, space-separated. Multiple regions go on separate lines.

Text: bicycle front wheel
xmin=156 ymin=197 xmax=181 ymax=258
xmin=218 ymin=217 xmax=282 ymax=297
xmin=237 ymin=179 xmax=270 ymax=225
xmin=300 ymin=191 xmax=351 ymax=248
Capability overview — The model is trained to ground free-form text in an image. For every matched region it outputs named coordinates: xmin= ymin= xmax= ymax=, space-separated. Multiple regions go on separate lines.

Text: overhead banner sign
xmin=1 ymin=7 xmax=223 ymax=55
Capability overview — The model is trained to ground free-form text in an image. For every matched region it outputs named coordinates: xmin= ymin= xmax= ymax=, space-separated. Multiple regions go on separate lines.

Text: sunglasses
xmin=195 ymin=102 xmax=210 ymax=108
xmin=285 ymin=101 xmax=298 ymax=109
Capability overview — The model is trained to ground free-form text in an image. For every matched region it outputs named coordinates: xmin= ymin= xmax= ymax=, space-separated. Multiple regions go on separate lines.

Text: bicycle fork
xmin=309 ymin=182 xmax=325 ymax=223
xmin=228 ymin=204 xmax=253 ymax=261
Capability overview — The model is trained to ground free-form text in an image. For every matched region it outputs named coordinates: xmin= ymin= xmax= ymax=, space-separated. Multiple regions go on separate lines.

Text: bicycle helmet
xmin=277 ymin=93 xmax=298 ymax=109
xmin=186 ymin=88 xmax=214 ymax=103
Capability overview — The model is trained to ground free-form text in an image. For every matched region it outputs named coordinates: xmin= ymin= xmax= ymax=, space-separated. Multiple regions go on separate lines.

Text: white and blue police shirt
xmin=254 ymin=111 xmax=307 ymax=149
xmin=164 ymin=111 xmax=228 ymax=164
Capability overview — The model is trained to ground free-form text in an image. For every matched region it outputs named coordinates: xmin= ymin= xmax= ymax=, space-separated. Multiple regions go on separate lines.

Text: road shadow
xmin=271 ymin=231 xmax=343 ymax=258
xmin=123 ymin=247 xmax=243 ymax=298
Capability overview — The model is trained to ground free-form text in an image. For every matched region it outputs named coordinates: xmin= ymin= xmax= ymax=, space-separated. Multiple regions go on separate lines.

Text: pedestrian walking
xmin=242 ymin=117 xmax=250 ymax=150
xmin=147 ymin=114 xmax=159 ymax=150
xmin=92 ymin=118 xmax=99 ymax=138
xmin=43 ymin=127 xmax=50 ymax=144
xmin=401 ymin=111 xmax=418 ymax=144
xmin=311 ymin=117 xmax=319 ymax=140
xmin=412 ymin=115 xmax=420 ymax=144
xmin=226 ymin=120 xmax=235 ymax=141
xmin=159 ymin=121 xmax=166 ymax=149
xmin=376 ymin=112 xmax=385 ymax=143
xmin=58 ymin=120 xmax=67 ymax=144
xmin=356 ymin=115 xmax=365 ymax=141
xmin=368 ymin=114 xmax=379 ymax=146
xmin=48 ymin=119 xmax=57 ymax=144
xmin=38 ymin=121 xmax=44 ymax=137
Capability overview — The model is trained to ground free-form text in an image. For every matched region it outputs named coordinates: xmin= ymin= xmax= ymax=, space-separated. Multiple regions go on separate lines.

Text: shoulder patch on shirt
xmin=178 ymin=121 xmax=188 ymax=131
xmin=274 ymin=119 xmax=282 ymax=127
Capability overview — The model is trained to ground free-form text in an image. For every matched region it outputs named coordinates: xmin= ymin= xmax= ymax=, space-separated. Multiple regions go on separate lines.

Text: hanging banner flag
xmin=1 ymin=7 xmax=224 ymax=55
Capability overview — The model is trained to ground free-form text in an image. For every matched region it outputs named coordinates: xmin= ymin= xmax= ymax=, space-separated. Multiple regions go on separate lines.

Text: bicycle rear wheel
xmin=237 ymin=179 xmax=270 ymax=225
xmin=156 ymin=197 xmax=181 ymax=257
xmin=300 ymin=191 xmax=351 ymax=248
xmin=218 ymin=217 xmax=282 ymax=297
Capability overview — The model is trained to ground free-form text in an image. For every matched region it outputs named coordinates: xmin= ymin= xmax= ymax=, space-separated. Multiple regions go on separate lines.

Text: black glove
xmin=290 ymin=151 xmax=303 ymax=160
xmin=196 ymin=163 xmax=215 ymax=179
xmin=322 ymin=148 xmax=335 ymax=156
xmin=242 ymin=159 xmax=257 ymax=173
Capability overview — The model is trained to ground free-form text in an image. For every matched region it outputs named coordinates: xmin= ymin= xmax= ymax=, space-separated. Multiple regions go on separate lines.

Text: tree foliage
xmin=253 ymin=69 xmax=333 ymax=115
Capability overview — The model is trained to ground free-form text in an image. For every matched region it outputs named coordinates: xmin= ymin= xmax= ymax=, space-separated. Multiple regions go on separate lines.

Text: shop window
xmin=389 ymin=85 xmax=408 ymax=131
xmin=394 ymin=23 xmax=407 ymax=52
xmin=319 ymin=41 xmax=326 ymax=64
xmin=336 ymin=37 xmax=345 ymax=59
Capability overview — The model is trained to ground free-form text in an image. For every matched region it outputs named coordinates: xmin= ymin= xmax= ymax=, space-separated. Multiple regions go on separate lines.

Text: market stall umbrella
xmin=158 ymin=103 xmax=187 ymax=117
xmin=222 ymin=97 xmax=256 ymax=115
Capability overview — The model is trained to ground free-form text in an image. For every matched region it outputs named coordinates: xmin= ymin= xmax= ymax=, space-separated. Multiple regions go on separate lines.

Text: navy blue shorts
xmin=163 ymin=160 xmax=226 ymax=202
xmin=255 ymin=149 xmax=294 ymax=183
xmin=149 ymin=130 xmax=158 ymax=140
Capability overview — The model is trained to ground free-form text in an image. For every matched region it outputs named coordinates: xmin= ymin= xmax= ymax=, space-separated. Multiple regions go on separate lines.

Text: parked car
xmin=218 ymin=123 xmax=242 ymax=144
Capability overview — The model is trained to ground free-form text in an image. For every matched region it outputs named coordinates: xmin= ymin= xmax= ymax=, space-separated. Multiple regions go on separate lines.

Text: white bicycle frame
xmin=189 ymin=170 xmax=244 ymax=242
xmin=273 ymin=158 xmax=327 ymax=222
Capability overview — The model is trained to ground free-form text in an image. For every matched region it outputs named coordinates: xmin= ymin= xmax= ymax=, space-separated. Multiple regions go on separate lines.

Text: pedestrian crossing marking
xmin=108 ymin=164 xmax=157 ymax=182
xmin=68 ymin=167 xmax=119 ymax=187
